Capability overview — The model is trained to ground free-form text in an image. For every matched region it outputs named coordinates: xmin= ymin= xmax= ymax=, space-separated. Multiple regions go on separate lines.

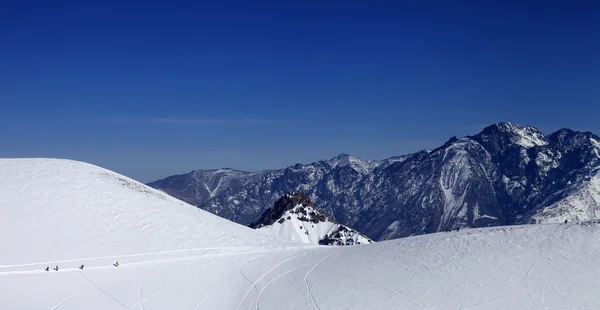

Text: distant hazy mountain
xmin=148 ymin=122 xmax=600 ymax=241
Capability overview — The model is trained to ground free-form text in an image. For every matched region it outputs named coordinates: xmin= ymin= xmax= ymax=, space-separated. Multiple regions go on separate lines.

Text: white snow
xmin=439 ymin=140 xmax=473 ymax=229
xmin=0 ymin=159 xmax=293 ymax=266
xmin=500 ymin=122 xmax=549 ymax=148
xmin=326 ymin=154 xmax=378 ymax=174
xmin=591 ymin=137 xmax=600 ymax=157
xmin=255 ymin=204 xmax=371 ymax=245
xmin=532 ymin=170 xmax=600 ymax=223
xmin=4 ymin=158 xmax=600 ymax=309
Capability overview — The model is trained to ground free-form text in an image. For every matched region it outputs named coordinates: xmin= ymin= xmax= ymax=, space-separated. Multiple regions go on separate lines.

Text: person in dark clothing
xmin=53 ymin=266 xmax=59 ymax=271
xmin=564 ymin=219 xmax=568 ymax=224
xmin=79 ymin=264 xmax=84 ymax=270
xmin=456 ymin=227 xmax=460 ymax=232
xmin=45 ymin=267 xmax=49 ymax=271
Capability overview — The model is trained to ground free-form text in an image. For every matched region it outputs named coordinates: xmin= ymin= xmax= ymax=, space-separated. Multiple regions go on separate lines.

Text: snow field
xmin=3 ymin=159 xmax=600 ymax=309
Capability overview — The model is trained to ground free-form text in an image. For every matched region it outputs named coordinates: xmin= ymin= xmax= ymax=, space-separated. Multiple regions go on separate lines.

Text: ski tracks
xmin=79 ymin=271 xmax=129 ymax=309
xmin=235 ymin=253 xmax=304 ymax=310
xmin=254 ymin=260 xmax=316 ymax=310
xmin=51 ymin=267 xmax=134 ymax=310
xmin=304 ymin=254 xmax=331 ymax=310
xmin=138 ymin=261 xmax=166 ymax=310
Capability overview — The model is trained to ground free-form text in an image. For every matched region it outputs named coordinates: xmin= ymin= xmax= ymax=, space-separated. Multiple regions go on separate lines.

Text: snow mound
xmin=0 ymin=159 xmax=292 ymax=265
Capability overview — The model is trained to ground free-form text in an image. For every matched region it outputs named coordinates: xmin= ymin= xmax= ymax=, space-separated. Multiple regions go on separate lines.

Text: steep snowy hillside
xmin=149 ymin=122 xmax=600 ymax=241
xmin=2 ymin=159 xmax=600 ymax=309
xmin=0 ymin=159 xmax=293 ymax=266
xmin=250 ymin=192 xmax=372 ymax=246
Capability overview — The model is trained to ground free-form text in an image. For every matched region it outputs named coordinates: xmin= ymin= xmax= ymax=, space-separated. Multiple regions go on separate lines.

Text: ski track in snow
xmin=304 ymin=254 xmax=331 ymax=310
xmin=0 ymin=246 xmax=310 ymax=275
xmin=235 ymin=253 xmax=305 ymax=310
xmin=254 ymin=258 xmax=319 ymax=310
xmin=79 ymin=271 xmax=129 ymax=309
xmin=51 ymin=267 xmax=135 ymax=310
xmin=139 ymin=261 xmax=166 ymax=310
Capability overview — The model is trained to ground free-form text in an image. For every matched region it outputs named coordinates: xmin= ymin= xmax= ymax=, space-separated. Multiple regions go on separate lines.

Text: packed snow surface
xmin=2 ymin=159 xmax=600 ymax=309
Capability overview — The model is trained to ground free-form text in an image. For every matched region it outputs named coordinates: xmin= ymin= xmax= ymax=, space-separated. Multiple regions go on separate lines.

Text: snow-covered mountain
xmin=4 ymin=158 xmax=600 ymax=309
xmin=249 ymin=192 xmax=373 ymax=246
xmin=148 ymin=122 xmax=600 ymax=241
xmin=147 ymin=168 xmax=266 ymax=207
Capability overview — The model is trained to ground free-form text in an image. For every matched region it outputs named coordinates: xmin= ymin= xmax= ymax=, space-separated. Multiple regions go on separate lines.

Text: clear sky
xmin=1 ymin=1 xmax=598 ymax=182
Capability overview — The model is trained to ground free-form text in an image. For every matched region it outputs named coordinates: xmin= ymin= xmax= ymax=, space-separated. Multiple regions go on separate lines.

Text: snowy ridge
xmin=326 ymin=153 xmax=378 ymax=174
xmin=497 ymin=121 xmax=549 ymax=148
xmin=250 ymin=192 xmax=372 ymax=246
xmin=147 ymin=168 xmax=266 ymax=206
xmin=4 ymin=159 xmax=600 ymax=309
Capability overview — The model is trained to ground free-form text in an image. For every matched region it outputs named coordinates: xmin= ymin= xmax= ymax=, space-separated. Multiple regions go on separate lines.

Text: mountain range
xmin=148 ymin=122 xmax=600 ymax=241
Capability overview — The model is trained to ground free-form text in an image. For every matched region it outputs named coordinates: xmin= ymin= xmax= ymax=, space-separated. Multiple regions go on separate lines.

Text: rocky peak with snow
xmin=147 ymin=168 xmax=264 ymax=206
xmin=325 ymin=153 xmax=376 ymax=174
xmin=249 ymin=192 xmax=316 ymax=228
xmin=149 ymin=122 xmax=600 ymax=241
xmin=473 ymin=122 xmax=549 ymax=151
xmin=249 ymin=192 xmax=373 ymax=246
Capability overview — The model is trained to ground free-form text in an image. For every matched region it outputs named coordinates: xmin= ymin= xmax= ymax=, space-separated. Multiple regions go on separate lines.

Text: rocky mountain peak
xmin=326 ymin=153 xmax=374 ymax=174
xmin=471 ymin=122 xmax=548 ymax=156
xmin=249 ymin=192 xmax=314 ymax=228
xmin=548 ymin=128 xmax=600 ymax=152
xmin=249 ymin=192 xmax=372 ymax=246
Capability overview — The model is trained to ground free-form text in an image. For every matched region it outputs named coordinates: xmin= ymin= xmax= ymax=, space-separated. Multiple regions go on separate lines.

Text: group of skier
xmin=45 ymin=261 xmax=119 ymax=271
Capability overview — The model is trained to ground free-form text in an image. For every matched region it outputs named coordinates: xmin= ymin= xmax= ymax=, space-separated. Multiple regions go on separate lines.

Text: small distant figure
xmin=114 ymin=261 xmax=119 ymax=267
xmin=79 ymin=264 xmax=84 ymax=270
xmin=564 ymin=219 xmax=568 ymax=224
xmin=456 ymin=227 xmax=460 ymax=232
xmin=53 ymin=266 xmax=59 ymax=271
xmin=45 ymin=267 xmax=49 ymax=271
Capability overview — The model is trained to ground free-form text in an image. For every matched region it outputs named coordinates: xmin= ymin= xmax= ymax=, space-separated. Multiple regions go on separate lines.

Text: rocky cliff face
xmin=148 ymin=122 xmax=600 ymax=241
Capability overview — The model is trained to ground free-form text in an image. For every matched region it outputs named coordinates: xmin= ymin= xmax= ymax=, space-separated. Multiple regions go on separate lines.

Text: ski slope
xmin=2 ymin=159 xmax=600 ymax=309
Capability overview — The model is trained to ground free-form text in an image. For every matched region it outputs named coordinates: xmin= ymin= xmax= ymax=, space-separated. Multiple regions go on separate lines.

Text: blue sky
xmin=1 ymin=1 xmax=598 ymax=181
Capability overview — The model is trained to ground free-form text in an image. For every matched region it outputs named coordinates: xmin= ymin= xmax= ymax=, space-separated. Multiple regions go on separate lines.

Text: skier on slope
xmin=53 ymin=266 xmax=59 ymax=271
xmin=114 ymin=261 xmax=119 ymax=267
xmin=45 ymin=267 xmax=49 ymax=271
xmin=79 ymin=264 xmax=84 ymax=270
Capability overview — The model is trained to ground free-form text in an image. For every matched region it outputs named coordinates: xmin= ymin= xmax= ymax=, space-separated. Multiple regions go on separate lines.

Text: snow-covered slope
xmin=3 ymin=159 xmax=600 ymax=309
xmin=0 ymin=159 xmax=292 ymax=266
xmin=250 ymin=192 xmax=372 ymax=246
